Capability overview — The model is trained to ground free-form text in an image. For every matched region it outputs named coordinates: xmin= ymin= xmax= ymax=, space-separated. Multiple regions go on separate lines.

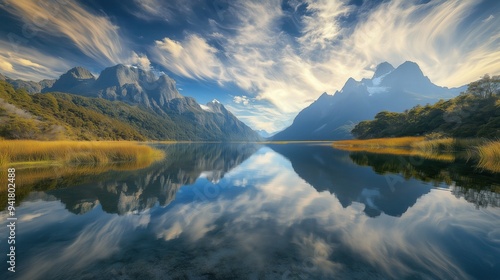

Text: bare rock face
xmin=44 ymin=64 xmax=182 ymax=112
xmin=47 ymin=66 xmax=96 ymax=94
xmin=1 ymin=64 xmax=262 ymax=141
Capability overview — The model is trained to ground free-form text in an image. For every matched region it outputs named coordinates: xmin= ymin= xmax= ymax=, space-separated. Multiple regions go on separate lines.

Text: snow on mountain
xmin=273 ymin=61 xmax=466 ymax=140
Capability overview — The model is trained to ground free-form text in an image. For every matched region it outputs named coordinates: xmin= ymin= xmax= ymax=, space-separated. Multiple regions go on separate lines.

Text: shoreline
xmin=332 ymin=136 xmax=500 ymax=172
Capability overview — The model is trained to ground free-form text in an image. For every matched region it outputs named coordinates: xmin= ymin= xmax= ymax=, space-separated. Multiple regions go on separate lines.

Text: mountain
xmin=352 ymin=75 xmax=500 ymax=139
xmin=256 ymin=129 xmax=274 ymax=138
xmin=268 ymin=144 xmax=432 ymax=217
xmin=273 ymin=61 xmax=466 ymax=140
xmin=43 ymin=64 xmax=183 ymax=113
xmin=46 ymin=66 xmax=95 ymax=94
xmin=0 ymin=65 xmax=262 ymax=141
xmin=0 ymin=72 xmax=55 ymax=93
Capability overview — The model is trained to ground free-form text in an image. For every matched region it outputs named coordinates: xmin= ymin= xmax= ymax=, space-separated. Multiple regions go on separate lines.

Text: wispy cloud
xmin=1 ymin=0 xmax=150 ymax=79
xmin=151 ymin=0 xmax=499 ymax=132
xmin=151 ymin=34 xmax=227 ymax=81
xmin=338 ymin=0 xmax=500 ymax=87
xmin=1 ymin=0 xmax=498 ymax=131
xmin=233 ymin=95 xmax=250 ymax=105
xmin=0 ymin=40 xmax=71 ymax=81
xmin=299 ymin=0 xmax=352 ymax=50
xmin=130 ymin=0 xmax=198 ymax=22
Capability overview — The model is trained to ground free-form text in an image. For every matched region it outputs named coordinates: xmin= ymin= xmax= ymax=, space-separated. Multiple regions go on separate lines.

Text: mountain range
xmin=0 ymin=65 xmax=261 ymax=141
xmin=273 ymin=61 xmax=467 ymax=140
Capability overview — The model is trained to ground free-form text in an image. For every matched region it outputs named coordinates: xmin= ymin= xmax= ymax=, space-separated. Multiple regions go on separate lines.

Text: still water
xmin=1 ymin=143 xmax=499 ymax=279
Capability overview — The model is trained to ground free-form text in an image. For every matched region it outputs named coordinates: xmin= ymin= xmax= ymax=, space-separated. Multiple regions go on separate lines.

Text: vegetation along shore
xmin=0 ymin=140 xmax=165 ymax=167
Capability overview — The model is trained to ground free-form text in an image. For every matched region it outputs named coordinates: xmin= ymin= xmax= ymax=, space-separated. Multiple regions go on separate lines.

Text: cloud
xmin=2 ymin=0 xmax=498 ymax=131
xmin=130 ymin=0 xmax=198 ymax=22
xmin=153 ymin=0 xmax=499 ymax=132
xmin=483 ymin=14 xmax=494 ymax=23
xmin=151 ymin=35 xmax=227 ymax=81
xmin=233 ymin=95 xmax=250 ymax=105
xmin=129 ymin=52 xmax=151 ymax=70
xmin=336 ymin=0 xmax=500 ymax=87
xmin=1 ymin=0 xmax=152 ymax=77
xmin=299 ymin=0 xmax=352 ymax=51
xmin=0 ymin=40 xmax=71 ymax=80
xmin=0 ymin=59 xmax=14 ymax=72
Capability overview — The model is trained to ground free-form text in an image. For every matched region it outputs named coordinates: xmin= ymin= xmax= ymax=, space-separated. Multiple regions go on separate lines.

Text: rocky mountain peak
xmin=65 ymin=66 xmax=95 ymax=80
xmin=393 ymin=61 xmax=424 ymax=77
xmin=372 ymin=62 xmax=395 ymax=79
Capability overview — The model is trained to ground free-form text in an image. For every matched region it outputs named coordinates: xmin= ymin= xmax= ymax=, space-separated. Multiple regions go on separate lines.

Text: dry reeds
xmin=333 ymin=137 xmax=425 ymax=149
xmin=333 ymin=137 xmax=500 ymax=172
xmin=476 ymin=141 xmax=500 ymax=172
xmin=0 ymin=140 xmax=164 ymax=167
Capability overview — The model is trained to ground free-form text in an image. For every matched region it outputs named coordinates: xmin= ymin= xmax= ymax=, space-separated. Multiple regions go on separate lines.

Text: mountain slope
xmin=273 ymin=61 xmax=466 ymax=140
xmin=0 ymin=73 xmax=56 ymax=94
xmin=1 ymin=65 xmax=261 ymax=141
xmin=0 ymin=81 xmax=147 ymax=140
xmin=352 ymin=76 xmax=500 ymax=139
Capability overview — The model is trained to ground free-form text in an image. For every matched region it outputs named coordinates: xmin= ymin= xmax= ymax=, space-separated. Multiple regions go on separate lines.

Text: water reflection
xmin=348 ymin=151 xmax=500 ymax=208
xmin=269 ymin=144 xmax=436 ymax=217
xmin=44 ymin=143 xmax=259 ymax=215
xmin=1 ymin=144 xmax=499 ymax=280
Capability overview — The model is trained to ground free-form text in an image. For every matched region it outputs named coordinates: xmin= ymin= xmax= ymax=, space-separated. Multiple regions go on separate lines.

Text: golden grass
xmin=333 ymin=136 xmax=425 ymax=148
xmin=411 ymin=138 xmax=486 ymax=153
xmin=335 ymin=144 xmax=455 ymax=162
xmin=0 ymin=140 xmax=164 ymax=167
xmin=476 ymin=141 xmax=500 ymax=172
xmin=333 ymin=137 xmax=500 ymax=172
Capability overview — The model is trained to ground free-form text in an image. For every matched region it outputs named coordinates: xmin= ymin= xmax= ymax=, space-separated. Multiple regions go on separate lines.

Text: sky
xmin=0 ymin=0 xmax=499 ymax=133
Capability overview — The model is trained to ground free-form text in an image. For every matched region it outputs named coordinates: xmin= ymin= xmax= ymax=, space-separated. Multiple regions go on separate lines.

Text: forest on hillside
xmin=352 ymin=75 xmax=500 ymax=139
xmin=0 ymin=81 xmax=182 ymax=140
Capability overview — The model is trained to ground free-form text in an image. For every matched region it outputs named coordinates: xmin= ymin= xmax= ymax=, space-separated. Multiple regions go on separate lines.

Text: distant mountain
xmin=0 ymin=72 xmax=55 ymax=93
xmin=0 ymin=65 xmax=262 ymax=141
xmin=273 ymin=61 xmax=466 ymax=140
xmin=256 ymin=129 xmax=275 ymax=138
xmin=352 ymin=75 xmax=500 ymax=139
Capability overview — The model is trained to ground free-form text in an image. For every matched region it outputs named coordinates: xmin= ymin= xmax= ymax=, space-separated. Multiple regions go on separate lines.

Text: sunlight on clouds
xmin=299 ymin=0 xmax=352 ymax=51
xmin=2 ymin=0 xmax=150 ymax=74
xmin=225 ymin=103 xmax=296 ymax=133
xmin=1 ymin=0 xmax=497 ymax=132
xmin=233 ymin=95 xmax=250 ymax=105
xmin=17 ymin=58 xmax=44 ymax=69
xmin=149 ymin=0 xmax=499 ymax=132
xmin=0 ymin=59 xmax=14 ymax=72
xmin=341 ymin=0 xmax=500 ymax=87
xmin=152 ymin=35 xmax=227 ymax=81
xmin=0 ymin=40 xmax=71 ymax=80
xmin=130 ymin=52 xmax=151 ymax=70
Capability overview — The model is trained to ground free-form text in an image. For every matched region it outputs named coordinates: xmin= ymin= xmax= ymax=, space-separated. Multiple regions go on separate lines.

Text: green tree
xmin=466 ymin=74 xmax=500 ymax=98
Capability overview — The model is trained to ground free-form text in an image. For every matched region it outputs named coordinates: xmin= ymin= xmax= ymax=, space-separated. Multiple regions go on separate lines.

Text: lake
xmin=1 ymin=143 xmax=499 ymax=279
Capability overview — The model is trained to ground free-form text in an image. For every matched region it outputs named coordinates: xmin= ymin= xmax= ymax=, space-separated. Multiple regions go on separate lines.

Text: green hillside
xmin=0 ymin=81 xmax=181 ymax=140
xmin=352 ymin=75 xmax=500 ymax=139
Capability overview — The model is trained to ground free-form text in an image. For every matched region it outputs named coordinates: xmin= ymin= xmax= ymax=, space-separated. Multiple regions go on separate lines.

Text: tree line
xmin=352 ymin=75 xmax=500 ymax=139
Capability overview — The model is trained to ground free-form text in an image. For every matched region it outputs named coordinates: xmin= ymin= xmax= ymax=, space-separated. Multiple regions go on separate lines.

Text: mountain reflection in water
xmin=1 ymin=143 xmax=499 ymax=280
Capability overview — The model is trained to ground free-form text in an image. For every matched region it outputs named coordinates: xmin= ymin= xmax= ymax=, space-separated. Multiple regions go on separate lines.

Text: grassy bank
xmin=476 ymin=141 xmax=500 ymax=172
xmin=333 ymin=137 xmax=500 ymax=172
xmin=0 ymin=140 xmax=164 ymax=167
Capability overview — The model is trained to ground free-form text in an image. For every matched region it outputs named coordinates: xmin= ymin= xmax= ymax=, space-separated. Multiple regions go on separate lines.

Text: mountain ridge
xmin=273 ymin=61 xmax=466 ymax=140
xmin=0 ymin=65 xmax=261 ymax=141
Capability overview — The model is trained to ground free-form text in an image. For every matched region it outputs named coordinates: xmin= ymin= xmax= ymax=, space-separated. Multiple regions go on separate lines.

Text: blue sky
xmin=0 ymin=0 xmax=499 ymax=133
